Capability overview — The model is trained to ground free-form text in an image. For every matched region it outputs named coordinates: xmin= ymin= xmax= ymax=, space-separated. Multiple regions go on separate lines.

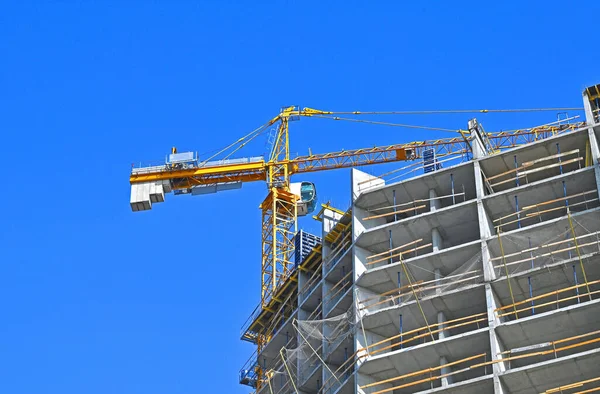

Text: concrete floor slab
xmin=416 ymin=374 xmax=494 ymax=394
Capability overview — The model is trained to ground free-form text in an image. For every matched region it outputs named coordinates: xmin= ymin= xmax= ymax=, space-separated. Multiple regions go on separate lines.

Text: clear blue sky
xmin=1 ymin=1 xmax=599 ymax=393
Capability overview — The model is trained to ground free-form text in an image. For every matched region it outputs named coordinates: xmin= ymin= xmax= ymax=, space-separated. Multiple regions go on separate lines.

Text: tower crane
xmin=129 ymin=105 xmax=585 ymax=388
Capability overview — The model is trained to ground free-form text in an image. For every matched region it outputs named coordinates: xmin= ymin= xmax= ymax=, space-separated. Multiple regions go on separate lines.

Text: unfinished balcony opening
xmin=357 ymin=284 xmax=488 ymax=362
xmin=489 ymin=219 xmax=600 ymax=324
xmin=299 ymin=249 xmax=323 ymax=308
xmin=483 ymin=165 xmax=599 ymax=234
xmin=487 ymin=209 xmax=600 ymax=279
xmin=324 ymin=267 xmax=353 ymax=318
xmin=356 ymin=240 xmax=482 ymax=303
xmin=357 ymin=346 xmax=492 ymax=394
xmin=495 ymin=328 xmax=600 ymax=378
xmin=354 ymin=162 xmax=477 ymax=231
xmin=355 ymin=201 xmax=480 ymax=278
xmin=323 ymin=211 xmax=352 ymax=275
xmin=478 ymin=128 xmax=590 ymax=195
xmin=498 ymin=347 xmax=600 ymax=394
xmin=323 ymin=368 xmax=355 ymax=394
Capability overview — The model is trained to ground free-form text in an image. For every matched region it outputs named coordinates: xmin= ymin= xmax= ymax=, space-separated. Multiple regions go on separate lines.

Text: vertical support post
xmin=528 ymin=277 xmax=534 ymax=315
xmin=567 ymin=209 xmax=592 ymax=301
xmin=566 ymin=229 xmax=573 ymax=259
xmin=573 ymin=265 xmax=580 ymax=304
xmin=388 ymin=230 xmax=393 ymax=265
xmin=344 ymin=347 xmax=349 ymax=378
xmin=498 ymin=231 xmax=518 ymax=319
xmin=514 ymin=156 xmax=519 ymax=187
xmin=451 ymin=173 xmax=456 ymax=204
xmin=557 ymin=143 xmax=563 ymax=174
xmin=393 ymin=189 xmax=397 ymax=221
xmin=397 ymin=271 xmax=402 ymax=304
xmin=399 ymin=314 xmax=403 ymax=349
xmin=318 ymin=298 xmax=321 ymax=316
xmin=563 ymin=181 xmax=568 ymax=207
xmin=515 ymin=195 xmax=521 ymax=229
xmin=528 ymin=238 xmax=534 ymax=315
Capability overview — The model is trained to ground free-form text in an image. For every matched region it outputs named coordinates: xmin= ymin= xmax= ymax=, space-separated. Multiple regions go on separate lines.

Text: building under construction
xmin=128 ymin=84 xmax=600 ymax=394
xmin=234 ymin=86 xmax=600 ymax=394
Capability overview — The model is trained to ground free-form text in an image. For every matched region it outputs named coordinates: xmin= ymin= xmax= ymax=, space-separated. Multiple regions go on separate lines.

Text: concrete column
xmin=481 ymin=241 xmax=496 ymax=282
xmin=438 ymin=311 xmax=448 ymax=340
xmin=351 ymin=169 xmax=385 ymax=239
xmin=440 ymin=356 xmax=454 ymax=386
xmin=468 ymin=118 xmax=487 ymax=159
xmin=473 ymin=161 xmax=486 ymax=199
xmin=485 ymin=284 xmax=501 ymax=326
xmin=485 ymin=282 xmax=507 ymax=382
xmin=489 ymin=328 xmax=507 ymax=374
xmin=322 ymin=208 xmax=343 ymax=264
xmin=429 ymin=189 xmax=440 ymax=211
xmin=297 ymin=270 xmax=310 ymax=305
xmin=588 ymin=128 xmax=600 ymax=165
xmin=432 ymin=228 xmax=443 ymax=252
xmin=493 ymin=376 xmax=508 ymax=394
xmin=353 ymin=245 xmax=370 ymax=281
xmin=474 ymin=160 xmax=496 ymax=281
xmin=583 ymin=89 xmax=598 ymax=125
xmin=583 ymin=90 xmax=600 ymax=201
xmin=435 ymin=269 xmax=443 ymax=296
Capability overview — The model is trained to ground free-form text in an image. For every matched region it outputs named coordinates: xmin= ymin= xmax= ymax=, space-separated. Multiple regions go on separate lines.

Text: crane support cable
xmin=483 ymin=115 xmax=582 ymax=135
xmin=310 ymin=114 xmax=462 ymax=133
xmin=302 ymin=107 xmax=584 ymax=116
xmin=222 ymin=124 xmax=271 ymax=161
xmin=198 ymin=120 xmax=272 ymax=166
